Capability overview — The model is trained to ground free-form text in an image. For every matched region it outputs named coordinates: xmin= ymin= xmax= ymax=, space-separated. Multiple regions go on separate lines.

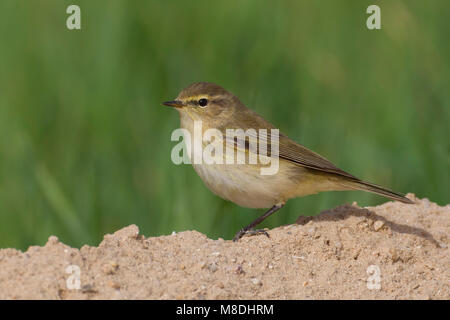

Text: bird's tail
xmin=340 ymin=179 xmax=415 ymax=204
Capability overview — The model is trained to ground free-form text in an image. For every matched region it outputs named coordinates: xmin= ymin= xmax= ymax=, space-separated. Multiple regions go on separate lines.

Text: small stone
xmin=113 ymin=224 xmax=139 ymax=241
xmin=251 ymin=278 xmax=262 ymax=286
xmin=207 ymin=263 xmax=218 ymax=273
xmin=108 ymin=281 xmax=121 ymax=290
xmin=81 ymin=284 xmax=97 ymax=294
xmin=102 ymin=261 xmax=119 ymax=275
xmin=424 ymin=264 xmax=434 ymax=271
xmin=235 ymin=265 xmax=245 ymax=275
xmin=353 ymin=249 xmax=361 ymax=260
xmin=374 ymin=221 xmax=385 ymax=231
xmin=389 ymin=248 xmax=400 ymax=263
xmin=48 ymin=236 xmax=59 ymax=244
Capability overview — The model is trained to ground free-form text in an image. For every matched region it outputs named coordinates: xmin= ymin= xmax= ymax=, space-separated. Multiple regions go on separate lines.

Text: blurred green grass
xmin=0 ymin=0 xmax=448 ymax=250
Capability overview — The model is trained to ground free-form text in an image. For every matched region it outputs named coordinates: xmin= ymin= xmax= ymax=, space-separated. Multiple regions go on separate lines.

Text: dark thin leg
xmin=233 ymin=203 xmax=285 ymax=242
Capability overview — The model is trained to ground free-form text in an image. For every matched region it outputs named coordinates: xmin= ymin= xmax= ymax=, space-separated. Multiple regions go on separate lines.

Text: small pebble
xmin=207 ymin=263 xmax=218 ymax=273
xmin=374 ymin=221 xmax=385 ymax=231
xmin=102 ymin=261 xmax=119 ymax=275
xmin=108 ymin=281 xmax=121 ymax=290
xmin=235 ymin=265 xmax=244 ymax=274
xmin=48 ymin=236 xmax=59 ymax=244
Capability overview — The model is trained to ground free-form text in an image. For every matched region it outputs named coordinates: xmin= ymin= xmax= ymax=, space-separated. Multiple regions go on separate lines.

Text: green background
xmin=0 ymin=0 xmax=448 ymax=250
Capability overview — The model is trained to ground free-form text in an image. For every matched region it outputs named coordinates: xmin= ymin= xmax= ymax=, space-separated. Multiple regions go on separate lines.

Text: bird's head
xmin=163 ymin=82 xmax=241 ymax=121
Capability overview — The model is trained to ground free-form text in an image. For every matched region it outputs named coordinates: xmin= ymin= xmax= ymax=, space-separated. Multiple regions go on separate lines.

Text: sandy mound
xmin=0 ymin=194 xmax=448 ymax=300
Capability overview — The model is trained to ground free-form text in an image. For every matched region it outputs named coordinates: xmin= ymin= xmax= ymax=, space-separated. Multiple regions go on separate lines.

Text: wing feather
xmin=218 ymin=107 xmax=357 ymax=180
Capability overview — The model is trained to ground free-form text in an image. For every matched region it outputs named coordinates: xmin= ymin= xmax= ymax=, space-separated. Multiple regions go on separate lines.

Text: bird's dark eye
xmin=198 ymin=98 xmax=208 ymax=107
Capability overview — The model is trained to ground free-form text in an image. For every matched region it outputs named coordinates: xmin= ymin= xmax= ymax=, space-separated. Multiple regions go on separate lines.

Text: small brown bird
xmin=163 ymin=82 xmax=414 ymax=241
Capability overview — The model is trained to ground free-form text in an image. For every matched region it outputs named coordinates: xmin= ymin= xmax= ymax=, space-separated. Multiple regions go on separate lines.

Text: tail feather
xmin=342 ymin=179 xmax=414 ymax=204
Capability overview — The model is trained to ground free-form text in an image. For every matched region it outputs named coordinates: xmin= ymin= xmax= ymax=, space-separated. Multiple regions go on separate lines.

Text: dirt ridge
xmin=0 ymin=193 xmax=448 ymax=299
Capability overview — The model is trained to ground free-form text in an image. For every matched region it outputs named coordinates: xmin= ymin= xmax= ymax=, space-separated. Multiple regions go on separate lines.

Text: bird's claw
xmin=233 ymin=228 xmax=270 ymax=242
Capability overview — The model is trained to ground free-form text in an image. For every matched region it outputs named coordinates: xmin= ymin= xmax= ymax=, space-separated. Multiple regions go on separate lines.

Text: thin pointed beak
xmin=162 ymin=100 xmax=184 ymax=108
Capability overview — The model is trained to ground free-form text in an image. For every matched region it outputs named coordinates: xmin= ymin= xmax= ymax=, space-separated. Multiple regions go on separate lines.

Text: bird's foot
xmin=232 ymin=228 xmax=270 ymax=242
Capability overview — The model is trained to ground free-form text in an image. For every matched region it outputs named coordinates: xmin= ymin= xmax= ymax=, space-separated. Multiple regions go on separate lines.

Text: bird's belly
xmin=192 ymin=162 xmax=297 ymax=208
xmin=180 ymin=122 xmax=289 ymax=208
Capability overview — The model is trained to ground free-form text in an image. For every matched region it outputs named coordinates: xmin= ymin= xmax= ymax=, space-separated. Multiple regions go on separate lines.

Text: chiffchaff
xmin=163 ymin=82 xmax=413 ymax=241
